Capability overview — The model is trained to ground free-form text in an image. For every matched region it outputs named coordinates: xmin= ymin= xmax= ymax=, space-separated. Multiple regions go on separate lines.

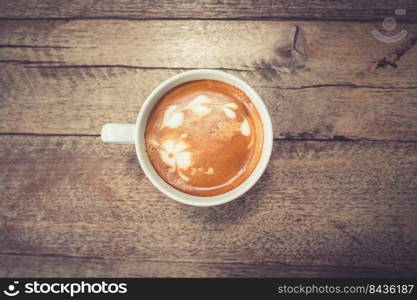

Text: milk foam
xmin=145 ymin=80 xmax=263 ymax=197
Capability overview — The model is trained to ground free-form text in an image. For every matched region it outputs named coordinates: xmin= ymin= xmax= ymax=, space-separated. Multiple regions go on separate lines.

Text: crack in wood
xmin=0 ymin=16 xmax=417 ymax=22
xmin=0 ymin=252 xmax=105 ymax=260
xmin=2 ymin=59 xmax=417 ymax=91
xmin=0 ymin=44 xmax=71 ymax=49
xmin=375 ymin=35 xmax=417 ymax=69
xmin=0 ymin=133 xmax=100 ymax=137
xmin=0 ymin=59 xmax=64 ymax=64
xmin=3 ymin=57 xmax=417 ymax=92
xmin=0 ymin=132 xmax=416 ymax=143
xmin=19 ymin=62 xmax=305 ymax=74
xmin=257 ymin=83 xmax=417 ymax=90
xmin=277 ymin=136 xmax=417 ymax=143
xmin=19 ymin=64 xmax=251 ymax=72
xmin=292 ymin=25 xmax=305 ymax=56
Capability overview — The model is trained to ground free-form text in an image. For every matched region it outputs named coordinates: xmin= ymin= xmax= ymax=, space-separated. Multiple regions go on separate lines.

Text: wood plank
xmin=0 ymin=20 xmax=417 ymax=88
xmin=1 ymin=20 xmax=416 ymax=140
xmin=1 ymin=255 xmax=414 ymax=278
xmin=1 ymin=65 xmax=416 ymax=140
xmin=1 ymin=20 xmax=417 ymax=87
xmin=1 ymin=135 xmax=416 ymax=276
xmin=0 ymin=0 xmax=416 ymax=22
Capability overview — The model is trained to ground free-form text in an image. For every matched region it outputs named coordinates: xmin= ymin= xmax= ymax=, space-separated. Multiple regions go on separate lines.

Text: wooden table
xmin=1 ymin=1 xmax=417 ymax=278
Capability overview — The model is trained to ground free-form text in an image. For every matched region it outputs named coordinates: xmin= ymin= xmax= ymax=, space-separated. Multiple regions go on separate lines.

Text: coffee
xmin=145 ymin=80 xmax=263 ymax=197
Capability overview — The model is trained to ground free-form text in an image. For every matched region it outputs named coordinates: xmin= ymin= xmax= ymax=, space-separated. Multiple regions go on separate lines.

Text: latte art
xmin=145 ymin=80 xmax=263 ymax=196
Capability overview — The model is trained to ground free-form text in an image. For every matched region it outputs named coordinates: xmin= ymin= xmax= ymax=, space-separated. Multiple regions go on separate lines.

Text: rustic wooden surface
xmin=1 ymin=136 xmax=417 ymax=277
xmin=1 ymin=1 xmax=417 ymax=277
xmin=1 ymin=20 xmax=417 ymax=140
xmin=1 ymin=0 xmax=417 ymax=22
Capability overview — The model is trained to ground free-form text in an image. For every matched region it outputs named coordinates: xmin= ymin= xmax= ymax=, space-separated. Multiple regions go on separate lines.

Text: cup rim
xmin=134 ymin=69 xmax=273 ymax=206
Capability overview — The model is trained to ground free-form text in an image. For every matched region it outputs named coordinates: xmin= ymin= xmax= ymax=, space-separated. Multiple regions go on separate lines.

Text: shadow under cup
xmin=134 ymin=70 xmax=273 ymax=207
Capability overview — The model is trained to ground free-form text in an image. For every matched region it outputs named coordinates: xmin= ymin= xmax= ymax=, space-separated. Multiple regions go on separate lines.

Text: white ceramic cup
xmin=101 ymin=69 xmax=273 ymax=206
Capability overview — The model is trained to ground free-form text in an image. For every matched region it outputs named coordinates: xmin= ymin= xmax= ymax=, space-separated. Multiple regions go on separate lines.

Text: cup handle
xmin=101 ymin=123 xmax=135 ymax=144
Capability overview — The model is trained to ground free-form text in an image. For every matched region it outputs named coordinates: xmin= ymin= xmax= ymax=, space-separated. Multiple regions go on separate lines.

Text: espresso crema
xmin=145 ymin=80 xmax=263 ymax=197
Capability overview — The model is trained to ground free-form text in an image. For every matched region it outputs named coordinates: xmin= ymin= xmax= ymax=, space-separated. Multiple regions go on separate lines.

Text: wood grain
xmin=1 ymin=5 xmax=417 ymax=279
xmin=1 ymin=65 xmax=416 ymax=141
xmin=1 ymin=135 xmax=416 ymax=277
xmin=1 ymin=20 xmax=417 ymax=140
xmin=0 ymin=0 xmax=416 ymax=22
xmin=1 ymin=255 xmax=414 ymax=278
xmin=1 ymin=20 xmax=417 ymax=88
